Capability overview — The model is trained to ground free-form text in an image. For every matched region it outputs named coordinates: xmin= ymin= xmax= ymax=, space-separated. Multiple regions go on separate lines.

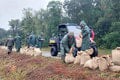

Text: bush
xmin=102 ymin=32 xmax=120 ymax=49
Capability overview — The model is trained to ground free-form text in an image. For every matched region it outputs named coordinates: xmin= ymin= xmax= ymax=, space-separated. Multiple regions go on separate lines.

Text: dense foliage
xmin=0 ymin=0 xmax=119 ymax=49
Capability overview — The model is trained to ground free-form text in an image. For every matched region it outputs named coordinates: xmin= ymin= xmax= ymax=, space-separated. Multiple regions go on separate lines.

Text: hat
xmin=80 ymin=20 xmax=87 ymax=27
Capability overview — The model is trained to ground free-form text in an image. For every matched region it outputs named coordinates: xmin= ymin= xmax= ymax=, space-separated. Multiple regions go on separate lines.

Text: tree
xmin=0 ymin=28 xmax=7 ymax=39
xmin=21 ymin=8 xmax=35 ymax=34
xmin=47 ymin=1 xmax=62 ymax=37
xmin=9 ymin=19 xmax=21 ymax=36
xmin=63 ymin=0 xmax=99 ymax=25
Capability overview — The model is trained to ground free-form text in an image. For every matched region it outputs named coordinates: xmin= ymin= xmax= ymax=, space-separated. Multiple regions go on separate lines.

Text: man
xmin=80 ymin=20 xmax=91 ymax=51
xmin=5 ymin=35 xmax=14 ymax=54
xmin=14 ymin=34 xmax=22 ymax=52
xmin=60 ymin=32 xmax=76 ymax=61
xmin=26 ymin=33 xmax=30 ymax=48
xmin=29 ymin=32 xmax=36 ymax=47
xmin=38 ymin=32 xmax=44 ymax=49
xmin=36 ymin=35 xmax=42 ymax=48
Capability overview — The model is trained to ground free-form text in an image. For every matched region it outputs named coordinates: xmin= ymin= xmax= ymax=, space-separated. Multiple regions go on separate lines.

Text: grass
xmin=0 ymin=48 xmax=119 ymax=80
xmin=98 ymin=48 xmax=112 ymax=54
xmin=41 ymin=47 xmax=112 ymax=55
xmin=41 ymin=47 xmax=50 ymax=51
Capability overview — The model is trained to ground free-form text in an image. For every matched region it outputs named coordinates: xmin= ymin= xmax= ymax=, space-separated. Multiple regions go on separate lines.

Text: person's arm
xmin=82 ymin=26 xmax=90 ymax=38
xmin=5 ymin=39 xmax=8 ymax=46
xmin=61 ymin=35 xmax=69 ymax=52
xmin=72 ymin=36 xmax=76 ymax=48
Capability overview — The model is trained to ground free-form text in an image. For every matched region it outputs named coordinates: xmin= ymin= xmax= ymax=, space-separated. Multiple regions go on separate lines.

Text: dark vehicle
xmin=49 ymin=23 xmax=98 ymax=56
xmin=49 ymin=23 xmax=82 ymax=56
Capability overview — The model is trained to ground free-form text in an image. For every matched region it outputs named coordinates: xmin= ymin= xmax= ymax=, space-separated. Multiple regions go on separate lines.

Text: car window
xmin=67 ymin=26 xmax=81 ymax=37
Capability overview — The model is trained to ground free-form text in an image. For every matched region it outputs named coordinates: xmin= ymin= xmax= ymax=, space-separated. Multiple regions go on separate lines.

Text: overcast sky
xmin=0 ymin=0 xmax=64 ymax=30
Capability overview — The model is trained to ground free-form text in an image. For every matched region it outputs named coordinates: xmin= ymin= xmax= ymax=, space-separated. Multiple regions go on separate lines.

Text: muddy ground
xmin=0 ymin=48 xmax=120 ymax=80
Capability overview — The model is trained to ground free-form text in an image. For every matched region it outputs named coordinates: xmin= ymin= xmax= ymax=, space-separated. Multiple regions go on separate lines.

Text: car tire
xmin=90 ymin=43 xmax=98 ymax=58
xmin=51 ymin=47 xmax=58 ymax=56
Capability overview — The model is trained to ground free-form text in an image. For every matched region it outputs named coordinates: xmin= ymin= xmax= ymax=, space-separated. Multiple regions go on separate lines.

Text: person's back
xmin=29 ymin=34 xmax=36 ymax=47
xmin=6 ymin=37 xmax=14 ymax=47
xmin=14 ymin=35 xmax=22 ymax=52
xmin=6 ymin=36 xmax=14 ymax=54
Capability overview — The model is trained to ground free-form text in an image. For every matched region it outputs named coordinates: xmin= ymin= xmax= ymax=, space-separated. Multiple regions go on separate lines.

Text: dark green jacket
xmin=61 ymin=34 xmax=76 ymax=52
xmin=80 ymin=21 xmax=91 ymax=50
xmin=29 ymin=34 xmax=36 ymax=46
xmin=14 ymin=36 xmax=22 ymax=49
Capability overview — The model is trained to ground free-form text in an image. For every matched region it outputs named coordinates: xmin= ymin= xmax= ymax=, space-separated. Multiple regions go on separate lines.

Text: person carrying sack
xmin=60 ymin=32 xmax=76 ymax=62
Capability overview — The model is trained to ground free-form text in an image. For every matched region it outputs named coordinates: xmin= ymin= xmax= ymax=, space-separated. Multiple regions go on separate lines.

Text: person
xmin=39 ymin=32 xmax=44 ymax=48
xmin=26 ymin=33 xmax=30 ymax=48
xmin=29 ymin=32 xmax=36 ymax=47
xmin=36 ymin=35 xmax=42 ymax=48
xmin=60 ymin=32 xmax=76 ymax=62
xmin=89 ymin=26 xmax=95 ymax=42
xmin=80 ymin=20 xmax=91 ymax=51
xmin=73 ymin=32 xmax=82 ymax=57
xmin=14 ymin=34 xmax=22 ymax=52
xmin=5 ymin=35 xmax=14 ymax=54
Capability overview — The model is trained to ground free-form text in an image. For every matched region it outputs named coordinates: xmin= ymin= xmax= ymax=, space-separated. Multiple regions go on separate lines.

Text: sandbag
xmin=109 ymin=65 xmax=120 ymax=72
xmin=98 ymin=57 xmax=108 ymax=71
xmin=74 ymin=51 xmax=82 ymax=64
xmin=0 ymin=46 xmax=7 ymax=50
xmin=112 ymin=49 xmax=120 ymax=65
xmin=84 ymin=57 xmax=99 ymax=70
xmin=76 ymin=33 xmax=82 ymax=48
xmin=34 ymin=48 xmax=42 ymax=56
xmin=65 ymin=53 xmax=75 ymax=64
xmin=85 ymin=48 xmax=94 ymax=55
xmin=80 ymin=51 xmax=91 ymax=66
xmin=102 ymin=55 xmax=114 ymax=66
xmin=20 ymin=47 xmax=42 ymax=56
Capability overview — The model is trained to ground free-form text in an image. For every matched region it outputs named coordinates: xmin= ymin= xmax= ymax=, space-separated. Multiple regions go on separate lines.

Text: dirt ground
xmin=0 ymin=48 xmax=120 ymax=80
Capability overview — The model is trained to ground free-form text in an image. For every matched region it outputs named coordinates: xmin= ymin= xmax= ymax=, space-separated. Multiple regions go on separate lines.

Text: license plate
xmin=50 ymin=40 xmax=55 ymax=43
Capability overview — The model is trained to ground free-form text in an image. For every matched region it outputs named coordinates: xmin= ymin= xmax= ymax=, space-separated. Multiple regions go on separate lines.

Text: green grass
xmin=41 ymin=47 xmax=112 ymax=55
xmin=98 ymin=48 xmax=112 ymax=54
xmin=41 ymin=47 xmax=50 ymax=51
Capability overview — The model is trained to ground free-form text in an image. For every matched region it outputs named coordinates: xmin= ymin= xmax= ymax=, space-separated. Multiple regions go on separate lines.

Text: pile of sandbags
xmin=20 ymin=47 xmax=42 ymax=56
xmin=80 ymin=47 xmax=120 ymax=72
xmin=84 ymin=55 xmax=114 ymax=71
xmin=73 ymin=48 xmax=94 ymax=65
xmin=0 ymin=46 xmax=7 ymax=50
xmin=68 ymin=47 xmax=117 ymax=72
xmin=84 ymin=57 xmax=99 ymax=70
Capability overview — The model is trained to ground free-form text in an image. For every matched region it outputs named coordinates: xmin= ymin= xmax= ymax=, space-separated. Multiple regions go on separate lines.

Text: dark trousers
xmin=16 ymin=48 xmax=20 ymax=52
